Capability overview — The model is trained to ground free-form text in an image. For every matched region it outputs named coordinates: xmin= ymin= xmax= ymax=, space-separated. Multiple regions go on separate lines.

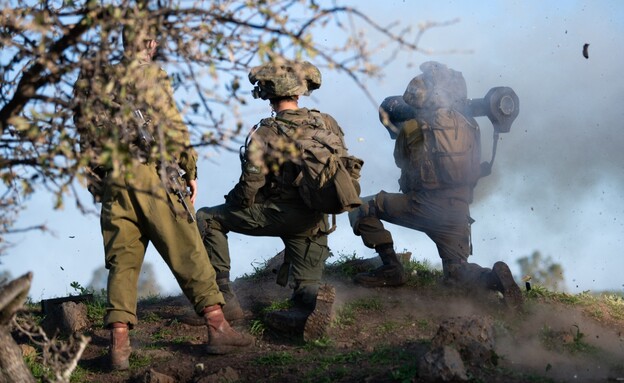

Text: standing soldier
xmin=73 ymin=16 xmax=252 ymax=370
xmin=349 ymin=61 xmax=523 ymax=308
xmin=196 ymin=59 xmax=346 ymax=341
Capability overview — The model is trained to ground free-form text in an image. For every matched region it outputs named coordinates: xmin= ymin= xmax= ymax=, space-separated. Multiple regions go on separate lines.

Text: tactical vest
xmin=400 ymin=108 xmax=481 ymax=199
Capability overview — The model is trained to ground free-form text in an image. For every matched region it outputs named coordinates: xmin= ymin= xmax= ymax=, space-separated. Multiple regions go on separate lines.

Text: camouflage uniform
xmin=75 ymin=59 xmax=224 ymax=326
xmin=197 ymin=107 xmax=342 ymax=309
xmin=350 ymin=119 xmax=488 ymax=287
xmin=350 ymin=62 xmax=523 ymax=305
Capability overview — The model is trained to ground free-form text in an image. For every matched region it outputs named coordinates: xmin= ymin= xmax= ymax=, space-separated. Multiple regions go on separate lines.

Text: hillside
xmin=13 ymin=253 xmax=624 ymax=382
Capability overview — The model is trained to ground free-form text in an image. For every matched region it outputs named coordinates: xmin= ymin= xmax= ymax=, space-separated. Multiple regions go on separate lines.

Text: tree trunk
xmin=0 ymin=328 xmax=36 ymax=383
xmin=0 ymin=273 xmax=35 ymax=382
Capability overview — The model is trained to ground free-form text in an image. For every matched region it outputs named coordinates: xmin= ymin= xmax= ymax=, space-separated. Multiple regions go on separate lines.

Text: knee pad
xmin=349 ymin=196 xmax=378 ymax=235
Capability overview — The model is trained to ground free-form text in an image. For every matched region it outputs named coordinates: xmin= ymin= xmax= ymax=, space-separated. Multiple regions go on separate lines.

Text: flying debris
xmin=583 ymin=43 xmax=589 ymax=59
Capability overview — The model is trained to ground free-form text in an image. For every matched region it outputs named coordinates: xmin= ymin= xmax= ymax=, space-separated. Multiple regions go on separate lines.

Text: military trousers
xmin=100 ymin=163 xmax=223 ymax=327
xmin=196 ymin=200 xmax=329 ymax=309
xmin=349 ymin=190 xmax=491 ymax=287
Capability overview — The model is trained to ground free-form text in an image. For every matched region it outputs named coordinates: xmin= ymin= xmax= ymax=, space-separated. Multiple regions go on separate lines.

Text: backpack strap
xmin=239 ymin=121 xmax=262 ymax=170
xmin=317 ymin=214 xmax=337 ymax=235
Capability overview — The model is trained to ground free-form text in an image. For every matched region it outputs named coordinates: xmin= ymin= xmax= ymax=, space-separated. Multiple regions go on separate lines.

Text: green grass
xmin=539 ymin=324 xmax=599 ymax=355
xmin=415 ymin=318 xmax=430 ymax=331
xmin=69 ymin=365 xmax=89 ymax=383
xmin=603 ymin=294 xmax=624 ymax=320
xmin=403 ymin=258 xmax=443 ymax=287
xmin=142 ymin=311 xmax=161 ymax=322
xmin=334 ymin=297 xmax=383 ymax=327
xmin=349 ymin=297 xmax=383 ymax=311
xmin=25 ymin=352 xmax=52 ymax=381
xmin=326 ymin=251 xmax=362 ymax=277
xmin=250 ymin=340 xmax=421 ymax=383
xmin=304 ymin=337 xmax=333 ymax=349
xmin=262 ymin=299 xmax=294 ymax=313
xmin=325 ymin=250 xmax=444 ymax=289
xmin=248 ymin=299 xmax=295 ymax=337
xmin=171 ymin=335 xmax=194 ymax=344
xmin=370 ymin=346 xmax=418 ymax=382
xmin=68 ymin=281 xmax=107 ymax=327
xmin=239 ymin=257 xmax=275 ymax=280
xmin=25 ymin=351 xmax=89 ymax=383
xmin=253 ymin=351 xmax=295 ymax=366
xmin=137 ymin=293 xmax=165 ymax=305
xmin=527 ymin=286 xmax=624 ymax=321
xmin=526 ymin=285 xmax=589 ymax=304
xmin=249 ymin=319 xmax=266 ymax=337
xmin=151 ymin=328 xmax=173 ymax=342
xmin=303 ymin=350 xmax=365 ymax=382
xmin=379 ymin=320 xmax=399 ymax=333
xmin=129 ymin=352 xmax=152 ymax=369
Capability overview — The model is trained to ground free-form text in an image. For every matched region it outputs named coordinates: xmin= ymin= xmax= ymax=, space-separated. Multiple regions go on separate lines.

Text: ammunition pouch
xmin=275 ymin=261 xmax=291 ymax=287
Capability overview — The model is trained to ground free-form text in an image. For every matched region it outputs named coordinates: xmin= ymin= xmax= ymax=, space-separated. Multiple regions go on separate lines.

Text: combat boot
xmin=354 ymin=245 xmax=407 ymax=287
xmin=490 ymin=261 xmax=524 ymax=309
xmin=204 ymin=305 xmax=253 ymax=354
xmin=109 ymin=322 xmax=131 ymax=371
xmin=216 ymin=278 xmax=245 ymax=321
xmin=179 ymin=279 xmax=244 ymax=326
xmin=303 ymin=284 xmax=336 ymax=342
xmin=265 ymin=284 xmax=336 ymax=342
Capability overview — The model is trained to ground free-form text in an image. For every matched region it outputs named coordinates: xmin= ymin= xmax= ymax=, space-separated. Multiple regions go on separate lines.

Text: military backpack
xmin=267 ymin=109 xmax=364 ymax=215
xmin=404 ymin=108 xmax=482 ymax=191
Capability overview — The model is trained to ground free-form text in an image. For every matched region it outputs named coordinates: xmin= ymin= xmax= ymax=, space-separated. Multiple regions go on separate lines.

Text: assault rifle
xmin=133 ymin=110 xmax=195 ymax=222
xmin=167 ymin=164 xmax=196 ymax=223
xmin=133 ymin=109 xmax=155 ymax=153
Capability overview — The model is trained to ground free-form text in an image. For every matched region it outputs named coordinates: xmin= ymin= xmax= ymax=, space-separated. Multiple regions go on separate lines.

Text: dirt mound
xmin=15 ymin=255 xmax=624 ymax=382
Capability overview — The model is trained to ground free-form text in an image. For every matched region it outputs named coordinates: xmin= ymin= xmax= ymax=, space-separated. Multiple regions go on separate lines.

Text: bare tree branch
xmin=0 ymin=0 xmax=453 ymax=249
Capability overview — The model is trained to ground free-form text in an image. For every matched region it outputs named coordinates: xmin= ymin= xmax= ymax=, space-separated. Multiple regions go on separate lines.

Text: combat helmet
xmin=403 ymin=61 xmax=467 ymax=110
xmin=249 ymin=59 xmax=321 ymax=100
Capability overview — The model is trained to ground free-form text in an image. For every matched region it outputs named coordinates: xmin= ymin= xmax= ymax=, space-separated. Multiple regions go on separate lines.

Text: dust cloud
xmin=328 ymin=277 xmax=624 ymax=382
xmin=319 ymin=0 xmax=624 ymax=294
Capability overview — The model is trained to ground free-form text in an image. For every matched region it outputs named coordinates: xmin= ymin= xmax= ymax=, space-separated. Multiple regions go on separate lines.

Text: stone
xmin=197 ymin=366 xmax=240 ymax=383
xmin=41 ymin=301 xmax=89 ymax=337
xmin=419 ymin=345 xmax=468 ymax=382
xmin=140 ymin=369 xmax=175 ymax=383
xmin=430 ymin=316 xmax=497 ymax=367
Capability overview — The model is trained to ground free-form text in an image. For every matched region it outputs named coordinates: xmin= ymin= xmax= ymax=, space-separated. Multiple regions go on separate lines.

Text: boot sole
xmin=492 ymin=261 xmax=524 ymax=309
xmin=303 ymin=284 xmax=335 ymax=342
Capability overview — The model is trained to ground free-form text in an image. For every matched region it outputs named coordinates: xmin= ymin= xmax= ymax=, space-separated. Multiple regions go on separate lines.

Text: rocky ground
xmin=12 ymin=253 xmax=624 ymax=382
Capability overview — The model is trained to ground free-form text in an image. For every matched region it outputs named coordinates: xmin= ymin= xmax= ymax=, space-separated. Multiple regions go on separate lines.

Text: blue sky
xmin=3 ymin=0 xmax=624 ymax=299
